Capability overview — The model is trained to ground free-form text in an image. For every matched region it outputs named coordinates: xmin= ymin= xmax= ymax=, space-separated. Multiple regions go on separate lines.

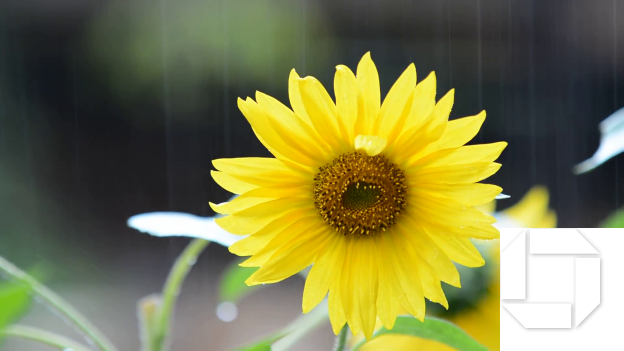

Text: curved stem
xmin=1 ymin=325 xmax=93 ymax=351
xmin=333 ymin=324 xmax=349 ymax=351
xmin=152 ymin=239 xmax=210 ymax=351
xmin=0 ymin=256 xmax=117 ymax=351
xmin=272 ymin=300 xmax=329 ymax=351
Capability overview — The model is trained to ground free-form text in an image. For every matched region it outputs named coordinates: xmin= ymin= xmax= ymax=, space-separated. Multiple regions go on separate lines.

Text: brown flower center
xmin=313 ymin=151 xmax=407 ymax=236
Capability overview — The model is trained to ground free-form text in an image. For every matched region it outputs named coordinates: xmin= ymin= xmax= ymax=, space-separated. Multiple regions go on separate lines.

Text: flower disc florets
xmin=313 ymin=151 xmax=407 ymax=236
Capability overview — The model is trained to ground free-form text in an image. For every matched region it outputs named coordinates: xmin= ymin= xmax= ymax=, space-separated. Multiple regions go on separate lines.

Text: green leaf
xmin=601 ymin=207 xmax=624 ymax=228
xmin=353 ymin=316 xmax=487 ymax=351
xmin=0 ymin=280 xmax=32 ymax=329
xmin=235 ymin=332 xmax=288 ymax=351
xmin=218 ymin=259 xmax=259 ymax=304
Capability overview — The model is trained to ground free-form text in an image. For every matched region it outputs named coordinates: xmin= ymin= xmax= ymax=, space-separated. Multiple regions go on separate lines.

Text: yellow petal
xmin=421 ymin=86 xmax=454 ymax=140
xmin=213 ymin=157 xmax=311 ymax=189
xmin=355 ymin=135 xmax=388 ymax=156
xmin=409 ymin=142 xmax=507 ymax=168
xmin=238 ymin=97 xmax=316 ymax=167
xmin=392 ymin=89 xmax=454 ymax=165
xmin=398 ymin=217 xmax=460 ymax=288
xmin=298 ymin=76 xmax=347 ymax=153
xmin=374 ymin=235 xmax=399 ymax=330
xmin=215 ymin=197 xmax=310 ymax=235
xmin=355 ymin=52 xmax=381 ymax=136
xmin=537 ymin=210 xmax=557 ymax=228
xmin=328 ymin=281 xmax=347 ymax=335
xmin=418 ymin=267 xmax=449 ymax=309
xmin=424 ymin=230 xmax=485 ymax=268
xmin=228 ymin=208 xmax=316 ymax=256
xmin=245 ymin=224 xmax=331 ymax=285
xmin=353 ymin=237 xmax=379 ymax=340
xmin=419 ymin=111 xmax=486 ymax=157
xmin=302 ymin=236 xmax=347 ymax=313
xmin=211 ymin=170 xmax=258 ymax=194
xmin=393 ymin=224 xmax=450 ymax=308
xmin=414 ymin=183 xmax=503 ymax=207
xmin=241 ymin=214 xmax=322 ymax=267
xmin=340 ymin=238 xmax=362 ymax=336
xmin=375 ymin=63 xmax=416 ymax=139
xmin=408 ymin=162 xmax=501 ymax=185
xmin=502 ymin=186 xmax=553 ymax=228
xmin=209 ymin=187 xmax=301 ymax=215
xmin=334 ymin=65 xmax=358 ymax=145
xmin=288 ymin=69 xmax=313 ymax=126
xmin=382 ymin=233 xmax=425 ymax=320
xmin=410 ymin=197 xmax=498 ymax=237
xmin=402 ymin=71 xmax=437 ymax=132
xmin=256 ymin=91 xmax=332 ymax=165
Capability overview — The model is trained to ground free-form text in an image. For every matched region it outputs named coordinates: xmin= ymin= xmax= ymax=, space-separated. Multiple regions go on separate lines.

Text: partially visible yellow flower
xmin=211 ymin=52 xmax=507 ymax=339
xmin=491 ymin=185 xmax=556 ymax=228
xmin=358 ymin=186 xmax=556 ymax=350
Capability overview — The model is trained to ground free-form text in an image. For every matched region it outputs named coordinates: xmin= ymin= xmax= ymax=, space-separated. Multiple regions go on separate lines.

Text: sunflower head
xmin=210 ymin=52 xmax=506 ymax=339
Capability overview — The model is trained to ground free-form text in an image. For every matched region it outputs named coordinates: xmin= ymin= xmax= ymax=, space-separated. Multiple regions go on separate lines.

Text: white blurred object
xmin=492 ymin=193 xmax=520 ymax=228
xmin=127 ymin=212 xmax=243 ymax=247
xmin=574 ymin=108 xmax=624 ymax=174
xmin=215 ymin=301 xmax=239 ymax=322
xmin=492 ymin=213 xmax=522 ymax=229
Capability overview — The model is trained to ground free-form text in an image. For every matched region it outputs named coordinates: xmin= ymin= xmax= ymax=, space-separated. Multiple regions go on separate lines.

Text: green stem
xmin=333 ymin=324 xmax=349 ymax=351
xmin=152 ymin=239 xmax=210 ymax=351
xmin=0 ymin=256 xmax=117 ymax=351
xmin=272 ymin=300 xmax=330 ymax=351
xmin=0 ymin=325 xmax=93 ymax=351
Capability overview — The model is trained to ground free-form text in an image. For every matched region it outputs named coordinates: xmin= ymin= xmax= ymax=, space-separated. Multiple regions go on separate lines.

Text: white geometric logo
xmin=501 ymin=228 xmax=606 ymax=334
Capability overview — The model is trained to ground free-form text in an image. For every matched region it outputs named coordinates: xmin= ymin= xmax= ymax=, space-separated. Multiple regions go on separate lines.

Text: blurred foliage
xmin=0 ymin=280 xmax=33 ymax=337
xmin=426 ymin=256 xmax=496 ymax=317
xmin=353 ymin=316 xmax=487 ymax=351
xmin=601 ymin=207 xmax=624 ymax=228
xmin=86 ymin=0 xmax=332 ymax=115
xmin=236 ymin=333 xmax=287 ymax=351
xmin=218 ymin=258 xmax=258 ymax=304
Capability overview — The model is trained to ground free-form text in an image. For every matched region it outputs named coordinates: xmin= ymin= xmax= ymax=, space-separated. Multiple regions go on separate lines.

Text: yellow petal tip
xmin=355 ymin=135 xmax=387 ymax=156
xmin=244 ymin=276 xmax=262 ymax=286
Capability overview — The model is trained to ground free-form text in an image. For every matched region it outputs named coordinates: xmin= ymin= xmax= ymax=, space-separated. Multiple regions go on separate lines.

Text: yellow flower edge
xmin=358 ymin=186 xmax=556 ymax=350
xmin=210 ymin=52 xmax=507 ymax=339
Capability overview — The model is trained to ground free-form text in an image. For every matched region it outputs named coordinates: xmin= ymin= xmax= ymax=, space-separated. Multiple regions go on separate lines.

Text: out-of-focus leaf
xmin=574 ymin=107 xmax=624 ymax=174
xmin=601 ymin=207 xmax=624 ymax=228
xmin=236 ymin=333 xmax=288 ymax=351
xmin=137 ymin=294 xmax=161 ymax=351
xmin=219 ymin=259 xmax=258 ymax=304
xmin=353 ymin=316 xmax=487 ymax=351
xmin=0 ymin=280 xmax=32 ymax=330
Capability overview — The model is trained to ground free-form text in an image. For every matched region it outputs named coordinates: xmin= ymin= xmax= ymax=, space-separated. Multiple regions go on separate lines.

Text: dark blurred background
xmin=1 ymin=0 xmax=623 ymax=349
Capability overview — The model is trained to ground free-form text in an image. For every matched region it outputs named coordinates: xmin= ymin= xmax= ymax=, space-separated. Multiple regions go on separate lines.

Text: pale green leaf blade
xmin=235 ymin=333 xmax=287 ymax=351
xmin=0 ymin=281 xmax=32 ymax=329
xmin=219 ymin=259 xmax=259 ymax=304
xmin=354 ymin=316 xmax=487 ymax=351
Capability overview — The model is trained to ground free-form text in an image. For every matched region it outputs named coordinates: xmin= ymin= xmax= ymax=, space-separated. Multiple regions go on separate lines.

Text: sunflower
xmin=357 ymin=186 xmax=556 ymax=350
xmin=210 ymin=52 xmax=507 ymax=339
